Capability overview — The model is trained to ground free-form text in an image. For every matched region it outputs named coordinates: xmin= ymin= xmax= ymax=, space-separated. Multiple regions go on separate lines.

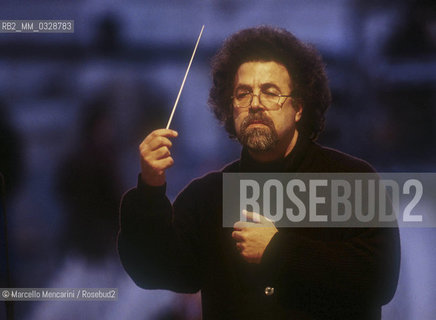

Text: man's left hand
xmin=232 ymin=210 xmax=278 ymax=264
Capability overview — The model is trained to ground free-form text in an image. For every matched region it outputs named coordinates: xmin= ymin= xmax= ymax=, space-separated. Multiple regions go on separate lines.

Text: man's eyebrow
xmin=234 ymin=82 xmax=282 ymax=91
xmin=234 ymin=84 xmax=252 ymax=91
xmin=260 ymin=83 xmax=281 ymax=91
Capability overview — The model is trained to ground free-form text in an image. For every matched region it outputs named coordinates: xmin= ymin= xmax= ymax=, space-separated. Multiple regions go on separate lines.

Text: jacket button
xmin=264 ymin=286 xmax=274 ymax=296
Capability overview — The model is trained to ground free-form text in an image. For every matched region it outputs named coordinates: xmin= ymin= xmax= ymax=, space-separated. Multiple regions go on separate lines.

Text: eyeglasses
xmin=231 ymin=90 xmax=293 ymax=111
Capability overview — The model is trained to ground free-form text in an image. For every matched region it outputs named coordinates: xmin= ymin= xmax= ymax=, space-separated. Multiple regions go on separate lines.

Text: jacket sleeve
xmin=260 ymin=226 xmax=400 ymax=310
xmin=117 ymin=176 xmax=202 ymax=293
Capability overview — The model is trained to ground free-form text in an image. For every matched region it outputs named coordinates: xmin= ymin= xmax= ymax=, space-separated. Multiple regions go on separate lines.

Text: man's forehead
xmin=234 ymin=61 xmax=291 ymax=87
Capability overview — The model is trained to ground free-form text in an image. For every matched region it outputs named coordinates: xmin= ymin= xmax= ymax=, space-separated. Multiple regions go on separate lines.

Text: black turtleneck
xmin=118 ymin=134 xmax=400 ymax=320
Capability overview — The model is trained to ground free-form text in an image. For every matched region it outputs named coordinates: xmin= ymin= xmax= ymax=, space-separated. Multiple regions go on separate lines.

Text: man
xmin=118 ymin=26 xmax=400 ymax=319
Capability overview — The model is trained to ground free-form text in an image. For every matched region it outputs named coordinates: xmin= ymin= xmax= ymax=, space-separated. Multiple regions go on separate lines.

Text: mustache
xmin=240 ymin=113 xmax=275 ymax=132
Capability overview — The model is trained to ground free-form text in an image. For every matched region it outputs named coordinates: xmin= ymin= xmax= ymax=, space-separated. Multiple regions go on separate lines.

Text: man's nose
xmin=249 ymin=94 xmax=264 ymax=112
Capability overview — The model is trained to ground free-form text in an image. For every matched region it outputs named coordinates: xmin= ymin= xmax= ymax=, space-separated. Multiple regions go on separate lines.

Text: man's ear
xmin=295 ymin=104 xmax=302 ymax=122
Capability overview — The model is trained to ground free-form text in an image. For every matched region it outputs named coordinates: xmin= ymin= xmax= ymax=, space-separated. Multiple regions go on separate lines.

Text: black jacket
xmin=118 ymin=137 xmax=400 ymax=319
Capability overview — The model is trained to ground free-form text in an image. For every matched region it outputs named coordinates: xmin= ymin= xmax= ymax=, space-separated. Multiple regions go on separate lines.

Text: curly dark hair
xmin=208 ymin=25 xmax=331 ymax=141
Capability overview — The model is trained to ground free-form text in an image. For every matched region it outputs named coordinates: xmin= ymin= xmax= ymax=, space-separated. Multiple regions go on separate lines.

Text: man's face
xmin=232 ymin=61 xmax=302 ymax=157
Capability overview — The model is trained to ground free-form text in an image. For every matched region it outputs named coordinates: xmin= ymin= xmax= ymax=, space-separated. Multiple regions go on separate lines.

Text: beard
xmin=237 ymin=113 xmax=279 ymax=152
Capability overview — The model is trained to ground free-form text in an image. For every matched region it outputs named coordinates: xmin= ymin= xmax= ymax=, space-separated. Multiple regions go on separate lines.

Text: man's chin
xmin=239 ymin=128 xmax=277 ymax=152
xmin=246 ymin=145 xmax=273 ymax=153
xmin=246 ymin=141 xmax=277 ymax=152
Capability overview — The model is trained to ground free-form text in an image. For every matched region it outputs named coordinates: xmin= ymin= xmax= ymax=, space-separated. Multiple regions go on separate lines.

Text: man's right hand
xmin=139 ymin=129 xmax=178 ymax=186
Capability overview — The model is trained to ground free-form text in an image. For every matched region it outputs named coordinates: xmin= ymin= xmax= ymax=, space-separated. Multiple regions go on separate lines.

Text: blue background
xmin=0 ymin=0 xmax=435 ymax=319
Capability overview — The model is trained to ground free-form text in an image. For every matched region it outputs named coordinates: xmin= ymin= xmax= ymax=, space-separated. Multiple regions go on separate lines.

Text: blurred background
xmin=0 ymin=0 xmax=435 ymax=319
